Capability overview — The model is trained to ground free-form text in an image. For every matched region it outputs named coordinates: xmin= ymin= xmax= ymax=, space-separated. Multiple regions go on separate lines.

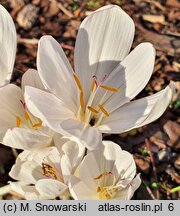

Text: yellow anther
xmin=33 ymin=122 xmax=42 ymax=129
xmin=24 ymin=111 xmax=30 ymax=120
xmin=87 ymin=106 xmax=99 ymax=114
xmin=73 ymin=74 xmax=82 ymax=92
xmin=98 ymin=104 xmax=109 ymax=117
xmin=100 ymin=85 xmax=119 ymax=92
xmin=91 ymin=80 xmax=96 ymax=91
xmin=42 ymin=162 xmax=57 ymax=180
xmin=80 ymin=91 xmax=84 ymax=109
xmin=97 ymin=186 xmax=101 ymax=192
xmin=94 ymin=172 xmax=112 ymax=180
xmin=95 ymin=172 xmax=117 ymax=200
xmin=16 ymin=116 xmax=21 ymax=127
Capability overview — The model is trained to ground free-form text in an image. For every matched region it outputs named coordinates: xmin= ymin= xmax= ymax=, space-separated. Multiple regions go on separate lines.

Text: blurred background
xmin=0 ymin=0 xmax=179 ymax=200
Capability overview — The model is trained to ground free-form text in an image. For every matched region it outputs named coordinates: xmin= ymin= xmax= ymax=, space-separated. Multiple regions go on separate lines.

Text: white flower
xmin=0 ymin=5 xmax=53 ymax=150
xmin=69 ymin=141 xmax=141 ymax=200
xmin=0 ymin=69 xmax=54 ymax=150
xmin=9 ymin=139 xmax=85 ymax=200
xmin=0 ymin=4 xmax=16 ymax=87
xmin=24 ymin=5 xmax=175 ymax=150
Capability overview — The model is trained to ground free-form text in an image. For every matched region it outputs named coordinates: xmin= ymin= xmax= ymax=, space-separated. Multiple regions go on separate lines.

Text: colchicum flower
xmin=0 ymin=5 xmax=53 ymax=150
xmin=24 ymin=5 xmax=174 ymax=150
xmin=0 ymin=69 xmax=54 ymax=150
xmin=69 ymin=141 xmax=141 ymax=200
xmin=9 ymin=139 xmax=85 ymax=199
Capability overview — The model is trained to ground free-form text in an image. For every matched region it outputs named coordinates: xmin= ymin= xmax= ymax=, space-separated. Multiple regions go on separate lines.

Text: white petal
xmin=116 ymin=174 xmax=141 ymax=199
xmin=0 ymin=42 xmax=8 ymax=87
xmin=69 ymin=176 xmax=97 ymax=200
xmin=74 ymin=5 xmax=135 ymax=103
xmin=113 ymin=151 xmax=136 ymax=183
xmin=53 ymin=133 xmax=71 ymax=156
xmin=2 ymin=128 xmax=52 ymax=150
xmin=94 ymin=43 xmax=155 ymax=113
xmin=91 ymin=141 xmax=121 ymax=176
xmin=21 ymin=69 xmax=46 ymax=92
xmin=99 ymin=83 xmax=174 ymax=133
xmin=0 ymin=5 xmax=16 ymax=83
xmin=0 ymin=84 xmax=24 ymax=140
xmin=100 ymin=140 xmax=122 ymax=160
xmin=60 ymin=119 xmax=102 ymax=150
xmin=37 ymin=36 xmax=77 ymax=112
xmin=61 ymin=140 xmax=85 ymax=183
xmin=10 ymin=182 xmax=41 ymax=200
xmin=35 ymin=179 xmax=67 ymax=199
xmin=9 ymin=151 xmax=42 ymax=184
xmin=137 ymin=82 xmax=175 ymax=127
xmin=127 ymin=173 xmax=141 ymax=199
xmin=25 ymin=86 xmax=75 ymax=133
xmin=78 ymin=152 xmax=100 ymax=190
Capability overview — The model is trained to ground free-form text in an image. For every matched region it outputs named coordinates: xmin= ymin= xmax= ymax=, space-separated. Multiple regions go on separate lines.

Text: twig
xmin=142 ymin=180 xmax=156 ymax=200
xmin=145 ymin=0 xmax=165 ymax=11
xmin=159 ymin=183 xmax=171 ymax=193
xmin=58 ymin=3 xmax=73 ymax=18
xmin=145 ymin=138 xmax=160 ymax=199
xmin=60 ymin=43 xmax=74 ymax=51
xmin=18 ymin=38 xmax=39 ymax=45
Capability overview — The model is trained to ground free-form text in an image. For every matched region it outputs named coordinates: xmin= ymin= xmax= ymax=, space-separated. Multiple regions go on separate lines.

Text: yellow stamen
xmin=91 ymin=80 xmax=96 ymax=91
xmin=97 ymin=186 xmax=101 ymax=192
xmin=94 ymin=172 xmax=112 ymax=180
xmin=42 ymin=162 xmax=57 ymax=179
xmin=16 ymin=116 xmax=21 ymax=127
xmin=33 ymin=122 xmax=42 ymax=129
xmin=24 ymin=111 xmax=30 ymax=120
xmin=100 ymin=85 xmax=119 ymax=92
xmin=98 ymin=104 xmax=109 ymax=117
xmin=94 ymin=172 xmax=118 ymax=200
xmin=73 ymin=74 xmax=82 ymax=92
xmin=87 ymin=106 xmax=99 ymax=114
xmin=80 ymin=91 xmax=84 ymax=109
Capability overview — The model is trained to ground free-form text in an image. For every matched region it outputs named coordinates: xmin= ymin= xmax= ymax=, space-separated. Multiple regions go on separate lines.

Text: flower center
xmin=73 ymin=74 xmax=119 ymax=126
xmin=94 ymin=172 xmax=119 ymax=200
xmin=16 ymin=100 xmax=42 ymax=130
xmin=42 ymin=162 xmax=57 ymax=179
xmin=41 ymin=161 xmax=64 ymax=182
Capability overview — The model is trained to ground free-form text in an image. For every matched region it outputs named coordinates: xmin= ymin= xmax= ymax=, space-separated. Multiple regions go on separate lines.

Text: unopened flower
xmin=0 ymin=4 xmax=16 ymax=87
xmin=69 ymin=141 xmax=141 ymax=200
xmin=10 ymin=139 xmax=85 ymax=199
xmin=25 ymin=5 xmax=174 ymax=150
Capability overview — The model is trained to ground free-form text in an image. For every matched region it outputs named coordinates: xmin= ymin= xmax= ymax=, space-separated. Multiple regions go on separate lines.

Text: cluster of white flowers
xmin=0 ymin=4 xmax=174 ymax=200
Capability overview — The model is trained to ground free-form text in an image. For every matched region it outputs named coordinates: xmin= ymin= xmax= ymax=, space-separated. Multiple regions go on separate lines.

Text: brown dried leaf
xmin=166 ymin=0 xmax=180 ymax=8
xmin=46 ymin=0 xmax=59 ymax=17
xmin=74 ymin=7 xmax=82 ymax=17
xmin=134 ymin=154 xmax=151 ymax=174
xmin=150 ymin=136 xmax=167 ymax=149
xmin=163 ymin=120 xmax=180 ymax=151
